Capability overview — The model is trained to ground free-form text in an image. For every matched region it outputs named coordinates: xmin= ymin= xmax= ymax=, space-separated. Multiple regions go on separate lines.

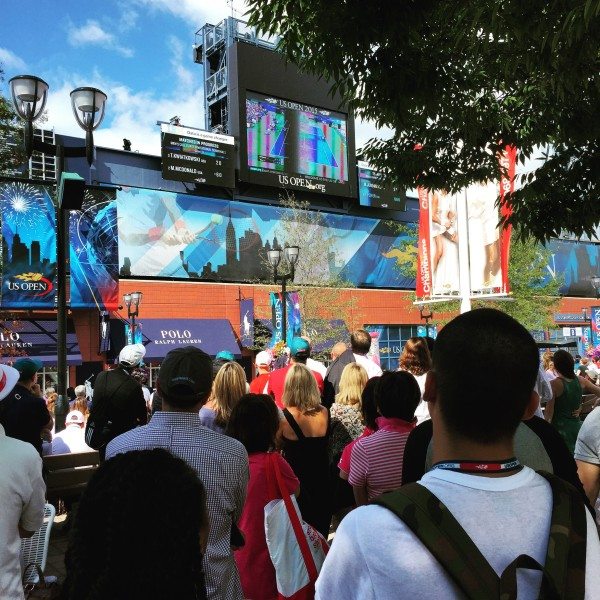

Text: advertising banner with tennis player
xmin=416 ymin=146 xmax=516 ymax=299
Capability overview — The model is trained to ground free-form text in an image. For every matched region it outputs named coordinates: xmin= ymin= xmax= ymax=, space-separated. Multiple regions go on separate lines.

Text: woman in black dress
xmin=280 ymin=363 xmax=332 ymax=538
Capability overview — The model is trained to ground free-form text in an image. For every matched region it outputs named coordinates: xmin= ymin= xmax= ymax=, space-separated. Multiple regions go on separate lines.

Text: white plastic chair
xmin=20 ymin=503 xmax=56 ymax=584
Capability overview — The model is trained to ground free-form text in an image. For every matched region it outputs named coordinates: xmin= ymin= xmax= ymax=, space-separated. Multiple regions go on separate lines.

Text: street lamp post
xmin=9 ymin=75 xmax=107 ymax=431
xmin=123 ymin=292 xmax=143 ymax=344
xmin=267 ymin=246 xmax=300 ymax=344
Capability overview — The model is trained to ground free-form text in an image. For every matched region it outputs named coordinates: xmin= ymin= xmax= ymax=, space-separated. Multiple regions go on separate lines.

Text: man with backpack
xmin=316 ymin=309 xmax=600 ymax=599
xmin=85 ymin=344 xmax=147 ymax=460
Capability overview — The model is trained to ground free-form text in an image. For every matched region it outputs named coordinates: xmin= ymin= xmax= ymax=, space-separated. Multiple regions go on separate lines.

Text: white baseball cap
xmin=255 ymin=351 xmax=273 ymax=366
xmin=119 ymin=344 xmax=146 ymax=368
xmin=66 ymin=410 xmax=85 ymax=424
xmin=0 ymin=364 xmax=20 ymax=401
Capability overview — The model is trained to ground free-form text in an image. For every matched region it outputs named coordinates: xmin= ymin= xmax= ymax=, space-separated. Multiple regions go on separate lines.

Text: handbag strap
xmin=282 ymin=409 xmax=306 ymax=440
xmin=269 ymin=453 xmax=319 ymax=583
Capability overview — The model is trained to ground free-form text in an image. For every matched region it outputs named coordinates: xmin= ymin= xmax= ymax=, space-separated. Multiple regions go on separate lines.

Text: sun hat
xmin=66 ymin=410 xmax=85 ymax=425
xmin=13 ymin=357 xmax=43 ymax=380
xmin=289 ymin=337 xmax=311 ymax=359
xmin=0 ymin=364 xmax=20 ymax=401
xmin=255 ymin=350 xmax=273 ymax=366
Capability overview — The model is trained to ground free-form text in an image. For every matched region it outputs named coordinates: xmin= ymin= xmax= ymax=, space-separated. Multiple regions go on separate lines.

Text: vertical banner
xmin=269 ymin=291 xmax=302 ymax=346
xmin=581 ymin=325 xmax=592 ymax=353
xmin=239 ymin=298 xmax=255 ymax=347
xmin=499 ymin=145 xmax=517 ymax=294
xmin=591 ymin=307 xmax=600 ymax=348
xmin=416 ymin=187 xmax=432 ymax=297
xmin=0 ymin=182 xmax=57 ymax=309
xmin=69 ymin=188 xmax=119 ymax=310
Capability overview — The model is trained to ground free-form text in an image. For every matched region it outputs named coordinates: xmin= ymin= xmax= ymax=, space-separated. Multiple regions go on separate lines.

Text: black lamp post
xmin=417 ymin=303 xmax=434 ymax=326
xmin=591 ymin=276 xmax=600 ymax=299
xmin=9 ymin=75 xmax=107 ymax=431
xmin=268 ymin=246 xmax=300 ymax=344
xmin=123 ymin=292 xmax=143 ymax=344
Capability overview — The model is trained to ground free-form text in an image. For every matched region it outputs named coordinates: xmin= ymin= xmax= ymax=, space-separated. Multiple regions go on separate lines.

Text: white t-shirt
xmin=316 ymin=467 xmax=600 ymax=600
xmin=306 ymin=358 xmax=327 ymax=379
xmin=353 ymin=353 xmax=383 ymax=379
xmin=51 ymin=425 xmax=93 ymax=454
xmin=0 ymin=425 xmax=46 ymax=600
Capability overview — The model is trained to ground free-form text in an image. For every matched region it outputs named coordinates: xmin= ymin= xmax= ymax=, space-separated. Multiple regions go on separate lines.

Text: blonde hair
xmin=72 ymin=397 xmax=90 ymax=421
xmin=46 ymin=392 xmax=58 ymax=415
xmin=335 ymin=363 xmax=368 ymax=406
xmin=282 ymin=363 xmax=321 ymax=412
xmin=210 ymin=362 xmax=247 ymax=427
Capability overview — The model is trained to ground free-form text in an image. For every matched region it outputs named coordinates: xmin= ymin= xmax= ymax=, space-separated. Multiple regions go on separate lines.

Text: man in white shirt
xmin=51 ymin=410 xmax=93 ymax=454
xmin=316 ymin=309 xmax=600 ymax=599
xmin=0 ymin=365 xmax=46 ymax=600
xmin=351 ymin=329 xmax=382 ymax=379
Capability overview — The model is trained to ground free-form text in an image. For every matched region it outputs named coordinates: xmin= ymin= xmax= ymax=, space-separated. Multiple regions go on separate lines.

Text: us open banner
xmin=499 ymin=145 xmax=517 ymax=293
xmin=69 ymin=188 xmax=119 ymax=310
xmin=0 ymin=182 xmax=57 ymax=309
xmin=415 ymin=187 xmax=432 ymax=297
xmin=270 ymin=291 xmax=302 ymax=346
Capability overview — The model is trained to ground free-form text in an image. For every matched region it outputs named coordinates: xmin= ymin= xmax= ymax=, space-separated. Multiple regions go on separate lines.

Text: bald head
xmin=331 ymin=342 xmax=348 ymax=361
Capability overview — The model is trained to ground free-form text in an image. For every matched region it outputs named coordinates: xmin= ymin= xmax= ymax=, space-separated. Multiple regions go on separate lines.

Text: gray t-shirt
xmin=575 ymin=407 xmax=600 ymax=466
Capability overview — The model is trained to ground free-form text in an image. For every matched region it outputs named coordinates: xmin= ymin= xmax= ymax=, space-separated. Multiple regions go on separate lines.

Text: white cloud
xmin=0 ymin=47 xmax=27 ymax=71
xmin=118 ymin=6 xmax=139 ymax=32
xmin=133 ymin=0 xmax=250 ymax=27
xmin=354 ymin=118 xmax=393 ymax=151
xmin=43 ymin=58 xmax=204 ymax=157
xmin=68 ymin=20 xmax=134 ymax=58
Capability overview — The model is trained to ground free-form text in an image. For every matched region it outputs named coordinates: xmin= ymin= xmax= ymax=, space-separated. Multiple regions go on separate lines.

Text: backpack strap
xmin=536 ymin=471 xmax=587 ymax=599
xmin=374 ymin=483 xmax=500 ymax=599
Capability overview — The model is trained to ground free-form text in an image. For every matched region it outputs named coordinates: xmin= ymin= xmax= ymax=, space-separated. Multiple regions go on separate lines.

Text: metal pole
xmin=281 ymin=276 xmax=287 ymax=345
xmin=131 ymin=313 xmax=136 ymax=344
xmin=457 ymin=189 xmax=472 ymax=314
xmin=54 ymin=146 xmax=68 ymax=432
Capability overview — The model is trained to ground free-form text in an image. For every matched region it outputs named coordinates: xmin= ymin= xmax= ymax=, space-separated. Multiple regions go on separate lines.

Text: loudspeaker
xmin=58 ymin=171 xmax=85 ymax=210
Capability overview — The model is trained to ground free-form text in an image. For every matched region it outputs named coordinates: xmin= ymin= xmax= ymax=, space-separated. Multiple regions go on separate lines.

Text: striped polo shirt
xmin=348 ymin=416 xmax=415 ymax=501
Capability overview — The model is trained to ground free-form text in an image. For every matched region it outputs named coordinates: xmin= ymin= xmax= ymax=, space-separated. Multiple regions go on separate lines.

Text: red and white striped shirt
xmin=348 ymin=416 xmax=415 ymax=501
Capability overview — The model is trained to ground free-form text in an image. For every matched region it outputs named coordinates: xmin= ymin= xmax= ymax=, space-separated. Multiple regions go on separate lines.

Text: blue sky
xmin=0 ymin=0 xmax=383 ymax=156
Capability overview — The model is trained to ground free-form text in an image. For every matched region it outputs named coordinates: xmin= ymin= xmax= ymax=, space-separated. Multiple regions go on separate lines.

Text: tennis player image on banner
xmin=417 ymin=187 xmax=460 ymax=298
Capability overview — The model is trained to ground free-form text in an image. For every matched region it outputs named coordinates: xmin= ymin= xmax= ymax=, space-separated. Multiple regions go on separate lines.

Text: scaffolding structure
xmin=194 ymin=17 xmax=278 ymax=133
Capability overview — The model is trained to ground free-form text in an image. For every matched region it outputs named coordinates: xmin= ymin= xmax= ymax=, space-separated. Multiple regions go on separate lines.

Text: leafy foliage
xmin=247 ymin=1 xmax=600 ymax=241
xmin=0 ymin=66 xmax=25 ymax=177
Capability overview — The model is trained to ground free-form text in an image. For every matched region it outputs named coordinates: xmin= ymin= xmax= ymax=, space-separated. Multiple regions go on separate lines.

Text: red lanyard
xmin=431 ymin=458 xmax=522 ymax=474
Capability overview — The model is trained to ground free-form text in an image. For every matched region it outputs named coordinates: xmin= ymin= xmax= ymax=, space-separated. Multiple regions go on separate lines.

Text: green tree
xmin=248 ymin=1 xmax=600 ymax=241
xmin=255 ymin=193 xmax=361 ymax=357
xmin=0 ymin=66 xmax=25 ymax=176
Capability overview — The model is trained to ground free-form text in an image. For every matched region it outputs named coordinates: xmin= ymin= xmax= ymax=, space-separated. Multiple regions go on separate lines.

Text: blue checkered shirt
xmin=106 ymin=411 xmax=249 ymax=600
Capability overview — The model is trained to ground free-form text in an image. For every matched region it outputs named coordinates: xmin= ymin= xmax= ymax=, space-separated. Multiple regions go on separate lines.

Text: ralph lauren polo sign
xmin=155 ymin=329 xmax=203 ymax=345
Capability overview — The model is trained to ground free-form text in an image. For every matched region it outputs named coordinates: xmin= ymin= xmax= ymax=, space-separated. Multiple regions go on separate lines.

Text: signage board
xmin=161 ymin=124 xmax=235 ymax=188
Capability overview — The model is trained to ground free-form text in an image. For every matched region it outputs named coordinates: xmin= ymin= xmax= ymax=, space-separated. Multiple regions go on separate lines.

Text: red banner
xmin=498 ymin=145 xmax=517 ymax=294
xmin=416 ymin=187 xmax=432 ymax=298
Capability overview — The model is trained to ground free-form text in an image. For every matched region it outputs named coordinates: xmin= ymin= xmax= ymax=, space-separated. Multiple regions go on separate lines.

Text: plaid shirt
xmin=106 ymin=412 xmax=249 ymax=600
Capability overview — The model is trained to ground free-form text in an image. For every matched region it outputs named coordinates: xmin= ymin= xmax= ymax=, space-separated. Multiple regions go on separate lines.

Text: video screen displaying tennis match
xmin=245 ymin=91 xmax=350 ymax=196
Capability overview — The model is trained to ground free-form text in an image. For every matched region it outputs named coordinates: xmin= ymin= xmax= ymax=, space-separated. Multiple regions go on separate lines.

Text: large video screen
xmin=358 ymin=162 xmax=406 ymax=210
xmin=245 ymin=91 xmax=350 ymax=196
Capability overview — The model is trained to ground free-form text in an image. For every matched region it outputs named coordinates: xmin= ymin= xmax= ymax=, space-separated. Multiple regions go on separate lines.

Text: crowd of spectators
xmin=0 ymin=320 xmax=599 ymax=599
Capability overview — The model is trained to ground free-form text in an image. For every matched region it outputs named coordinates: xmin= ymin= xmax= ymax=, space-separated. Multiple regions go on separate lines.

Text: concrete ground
xmin=44 ymin=513 xmax=67 ymax=582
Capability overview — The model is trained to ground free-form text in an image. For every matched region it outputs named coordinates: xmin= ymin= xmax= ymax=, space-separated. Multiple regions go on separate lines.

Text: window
xmin=365 ymin=325 xmax=436 ymax=371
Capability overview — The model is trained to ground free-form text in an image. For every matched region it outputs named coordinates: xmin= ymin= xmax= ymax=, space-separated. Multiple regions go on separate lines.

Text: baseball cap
xmin=0 ymin=364 xmax=20 ymax=401
xmin=119 ymin=344 xmax=146 ymax=368
xmin=215 ymin=350 xmax=235 ymax=362
xmin=289 ymin=337 xmax=311 ymax=359
xmin=66 ymin=410 xmax=85 ymax=425
xmin=13 ymin=358 xmax=43 ymax=380
xmin=255 ymin=350 xmax=273 ymax=366
xmin=158 ymin=347 xmax=213 ymax=402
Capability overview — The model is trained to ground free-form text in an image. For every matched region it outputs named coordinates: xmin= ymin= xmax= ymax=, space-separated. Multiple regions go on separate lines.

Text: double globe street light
xmin=9 ymin=74 xmax=107 ymax=431
xmin=268 ymin=246 xmax=300 ymax=344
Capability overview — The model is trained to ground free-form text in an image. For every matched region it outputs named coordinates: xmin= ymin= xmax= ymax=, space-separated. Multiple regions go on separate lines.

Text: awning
xmin=0 ymin=319 xmax=82 ymax=365
xmin=535 ymin=341 xmax=578 ymax=349
xmin=135 ymin=318 xmax=241 ymax=360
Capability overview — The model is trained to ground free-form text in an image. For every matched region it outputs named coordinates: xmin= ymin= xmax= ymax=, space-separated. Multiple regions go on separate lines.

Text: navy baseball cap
xmin=289 ymin=337 xmax=311 ymax=358
xmin=158 ymin=347 xmax=213 ymax=402
xmin=13 ymin=358 xmax=43 ymax=379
